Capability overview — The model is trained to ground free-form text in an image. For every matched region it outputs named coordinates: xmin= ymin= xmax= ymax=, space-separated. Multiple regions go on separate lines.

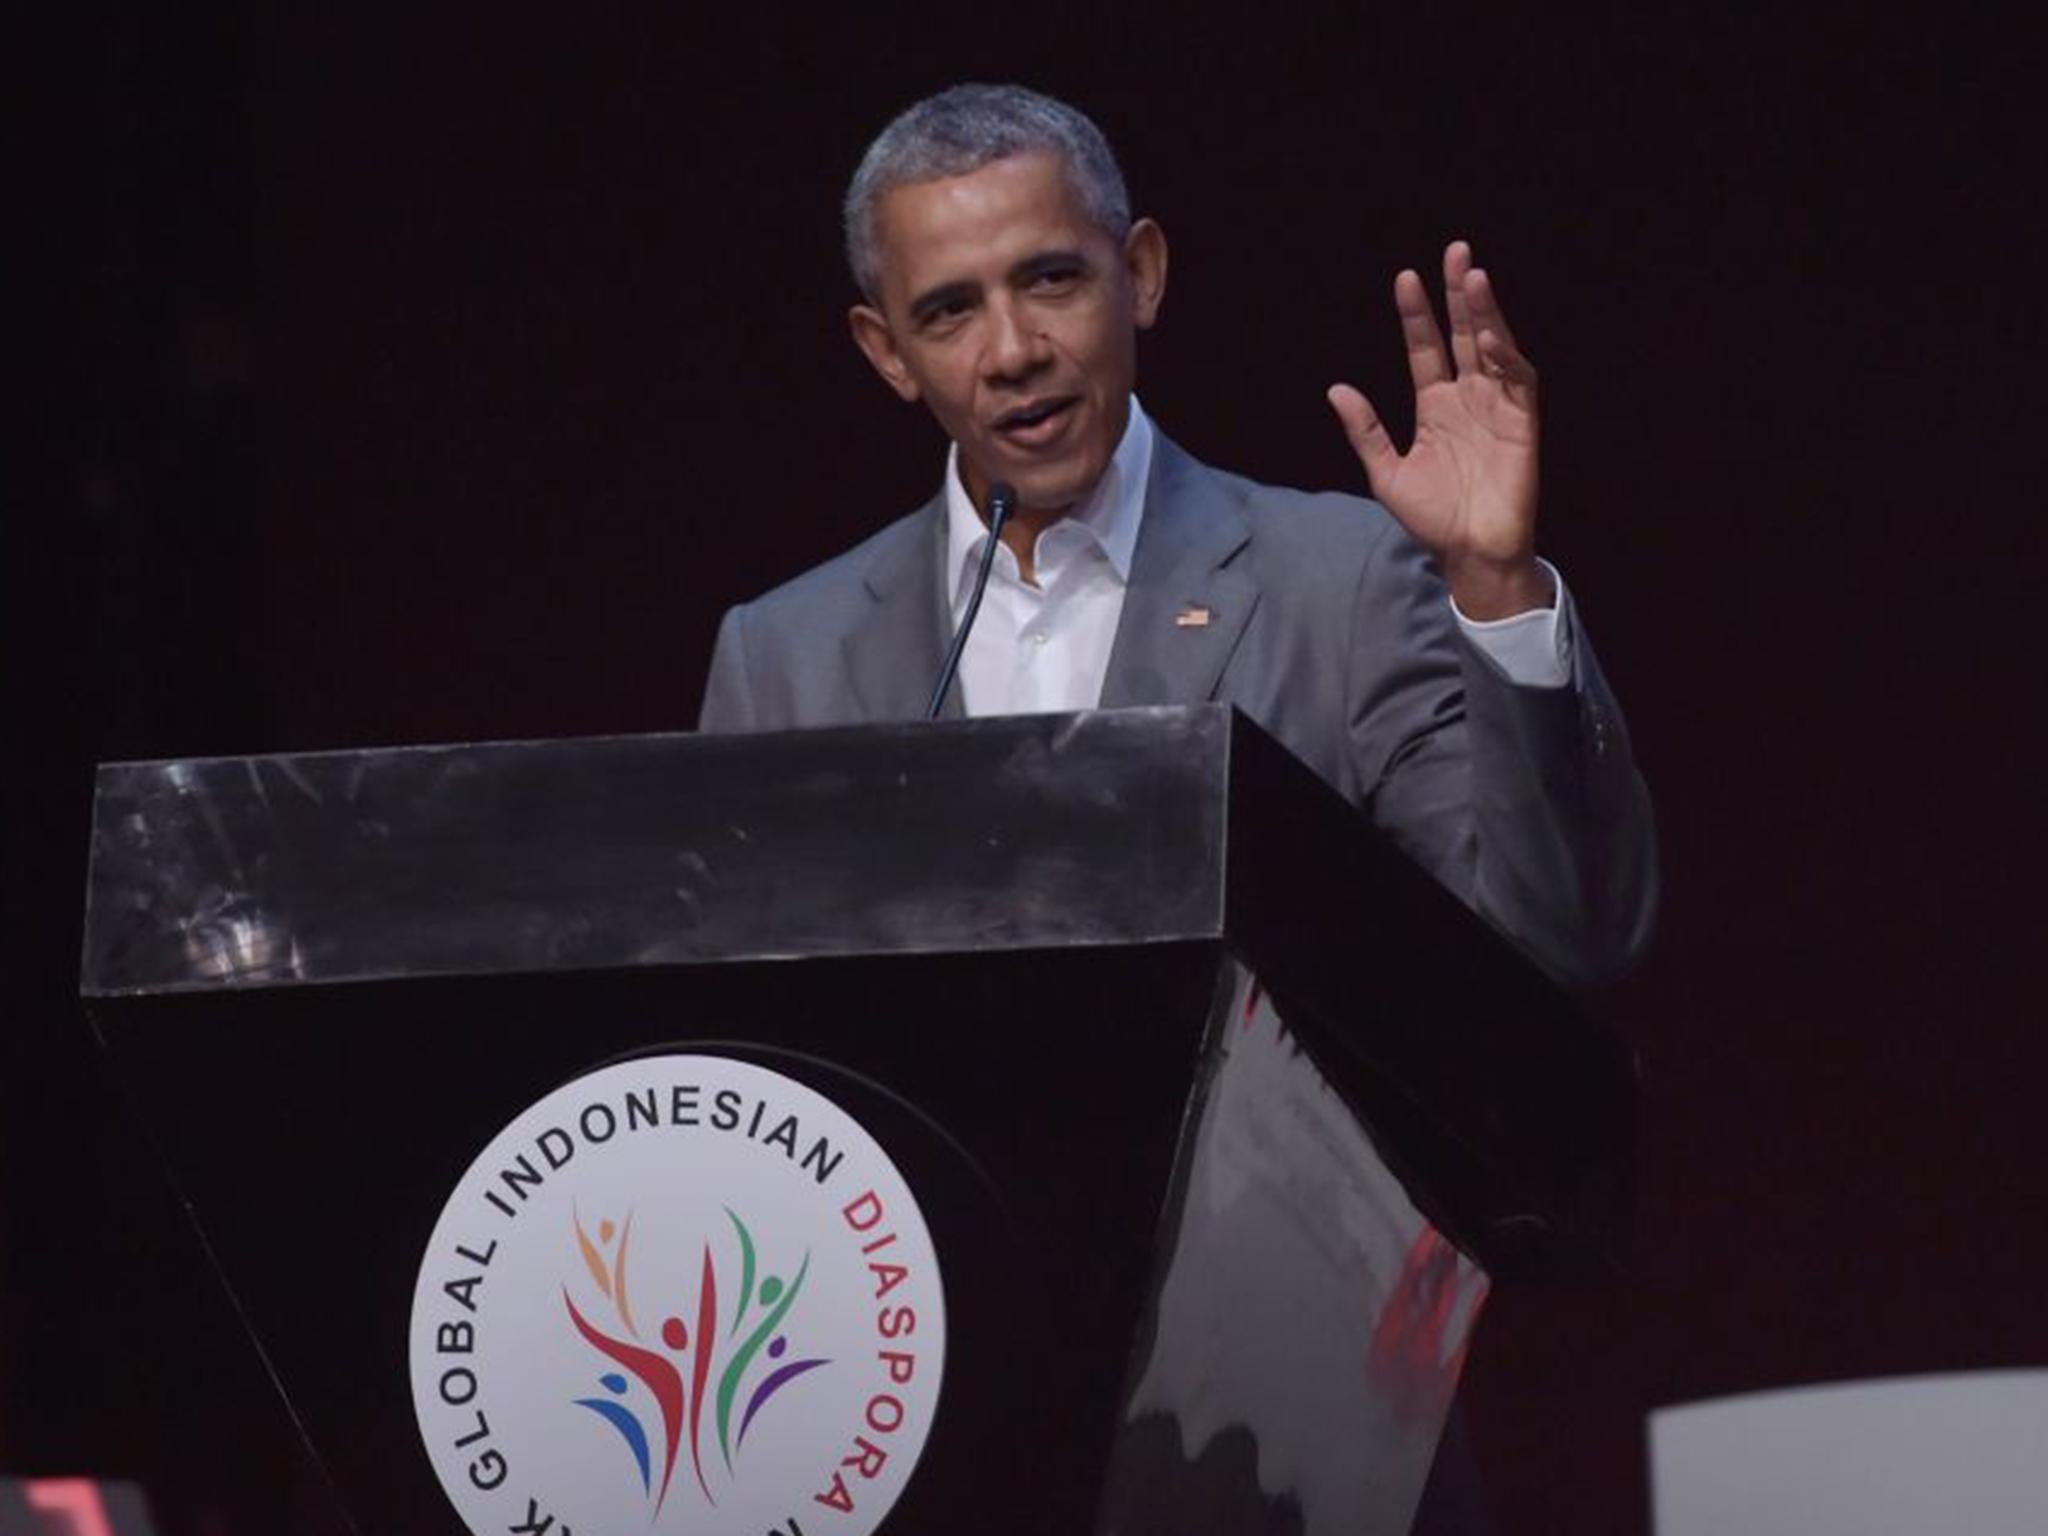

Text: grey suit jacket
xmin=699 ymin=432 xmax=1656 ymax=983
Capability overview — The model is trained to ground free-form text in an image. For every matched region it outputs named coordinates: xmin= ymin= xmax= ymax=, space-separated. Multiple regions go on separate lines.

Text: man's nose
xmin=983 ymin=298 xmax=1051 ymax=381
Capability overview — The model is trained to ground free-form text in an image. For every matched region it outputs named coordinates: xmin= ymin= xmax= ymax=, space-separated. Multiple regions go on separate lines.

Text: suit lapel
xmin=843 ymin=492 xmax=956 ymax=722
xmin=1100 ymin=434 xmax=1259 ymax=709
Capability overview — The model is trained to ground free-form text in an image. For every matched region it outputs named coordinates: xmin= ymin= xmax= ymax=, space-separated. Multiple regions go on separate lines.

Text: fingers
xmin=1326 ymin=383 xmax=1400 ymax=494
xmin=1401 ymin=242 xmax=1535 ymax=392
xmin=1443 ymin=240 xmax=1479 ymax=374
xmin=1454 ymin=245 xmax=1538 ymax=398
xmin=1393 ymin=268 xmax=1453 ymax=392
xmin=1462 ymin=262 xmax=1524 ymax=366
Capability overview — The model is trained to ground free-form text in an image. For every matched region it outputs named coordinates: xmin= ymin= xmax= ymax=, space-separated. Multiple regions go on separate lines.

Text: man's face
xmin=849 ymin=150 xmax=1167 ymax=517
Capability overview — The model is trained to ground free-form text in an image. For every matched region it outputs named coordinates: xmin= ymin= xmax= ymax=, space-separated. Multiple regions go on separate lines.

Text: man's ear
xmin=1125 ymin=218 xmax=1169 ymax=331
xmin=849 ymin=303 xmax=921 ymax=403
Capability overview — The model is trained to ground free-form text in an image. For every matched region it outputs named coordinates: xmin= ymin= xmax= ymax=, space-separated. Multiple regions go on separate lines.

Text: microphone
xmin=926 ymin=480 xmax=1017 ymax=720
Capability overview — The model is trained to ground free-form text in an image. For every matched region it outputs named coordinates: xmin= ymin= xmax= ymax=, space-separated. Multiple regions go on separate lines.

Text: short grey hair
xmin=843 ymin=83 xmax=1132 ymax=301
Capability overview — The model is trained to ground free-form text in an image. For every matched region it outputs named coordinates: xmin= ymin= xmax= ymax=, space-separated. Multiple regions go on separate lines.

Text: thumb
xmin=1326 ymin=383 xmax=1400 ymax=496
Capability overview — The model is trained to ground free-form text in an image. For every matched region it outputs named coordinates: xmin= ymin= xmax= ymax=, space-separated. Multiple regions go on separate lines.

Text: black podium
xmin=80 ymin=705 xmax=1630 ymax=1536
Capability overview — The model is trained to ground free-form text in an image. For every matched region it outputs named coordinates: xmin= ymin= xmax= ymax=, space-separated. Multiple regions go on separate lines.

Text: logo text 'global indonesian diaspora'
xmin=410 ymin=1056 xmax=946 ymax=1536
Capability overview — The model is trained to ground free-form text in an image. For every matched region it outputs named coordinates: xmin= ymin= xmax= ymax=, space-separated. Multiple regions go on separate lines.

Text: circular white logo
xmin=410 ymin=1054 xmax=946 ymax=1536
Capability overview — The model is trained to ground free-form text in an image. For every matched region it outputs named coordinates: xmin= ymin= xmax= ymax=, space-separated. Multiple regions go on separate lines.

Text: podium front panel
xmin=81 ymin=707 xmax=1629 ymax=1534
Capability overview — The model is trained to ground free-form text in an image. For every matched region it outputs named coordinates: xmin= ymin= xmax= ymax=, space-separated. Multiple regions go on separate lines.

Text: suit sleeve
xmin=1349 ymin=525 xmax=1658 ymax=985
xmin=698 ymin=604 xmax=758 ymax=733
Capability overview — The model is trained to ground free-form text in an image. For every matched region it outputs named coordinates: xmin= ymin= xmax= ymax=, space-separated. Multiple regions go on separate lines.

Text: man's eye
xmin=1030 ymin=268 xmax=1081 ymax=291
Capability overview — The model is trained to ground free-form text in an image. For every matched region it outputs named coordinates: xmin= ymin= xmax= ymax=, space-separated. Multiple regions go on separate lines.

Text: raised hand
xmin=1326 ymin=240 xmax=1553 ymax=619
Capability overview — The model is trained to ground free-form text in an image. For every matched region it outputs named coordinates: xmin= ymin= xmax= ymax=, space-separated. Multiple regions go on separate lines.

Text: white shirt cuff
xmin=1450 ymin=557 xmax=1572 ymax=689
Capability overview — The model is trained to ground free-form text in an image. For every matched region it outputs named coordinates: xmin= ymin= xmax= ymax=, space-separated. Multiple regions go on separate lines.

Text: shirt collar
xmin=943 ymin=395 xmax=1154 ymax=606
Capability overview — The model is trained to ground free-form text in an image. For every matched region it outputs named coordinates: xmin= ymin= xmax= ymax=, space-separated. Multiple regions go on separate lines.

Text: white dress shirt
xmin=943 ymin=398 xmax=1570 ymax=716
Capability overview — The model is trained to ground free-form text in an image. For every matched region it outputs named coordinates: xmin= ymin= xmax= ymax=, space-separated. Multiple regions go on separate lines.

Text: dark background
xmin=7 ymin=4 xmax=2039 ymax=1533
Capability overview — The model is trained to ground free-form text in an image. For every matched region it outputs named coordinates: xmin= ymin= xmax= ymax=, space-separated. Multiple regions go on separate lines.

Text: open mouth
xmin=994 ymin=396 xmax=1080 ymax=444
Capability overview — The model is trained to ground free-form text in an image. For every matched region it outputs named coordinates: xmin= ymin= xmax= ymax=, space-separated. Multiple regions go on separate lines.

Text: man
xmin=699 ymin=83 xmax=1655 ymax=984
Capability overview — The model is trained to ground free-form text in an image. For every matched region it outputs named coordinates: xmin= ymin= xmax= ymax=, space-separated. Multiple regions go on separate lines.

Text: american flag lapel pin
xmin=1175 ymin=604 xmax=1213 ymax=629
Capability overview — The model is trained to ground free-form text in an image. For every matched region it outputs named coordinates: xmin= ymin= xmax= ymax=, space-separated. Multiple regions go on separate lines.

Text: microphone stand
xmin=926 ymin=482 xmax=1016 ymax=720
